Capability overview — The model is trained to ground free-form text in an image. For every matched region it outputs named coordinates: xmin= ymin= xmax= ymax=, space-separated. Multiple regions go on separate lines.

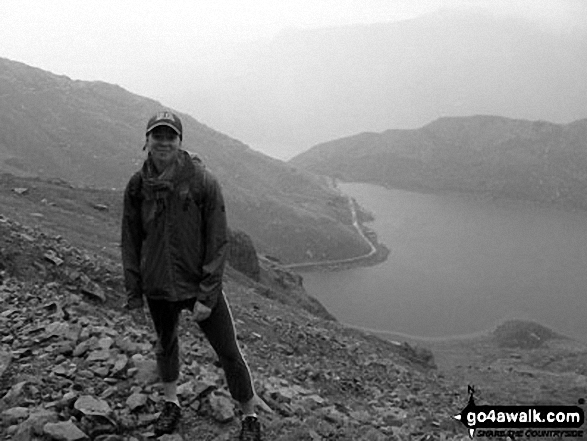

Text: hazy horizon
xmin=1 ymin=0 xmax=586 ymax=159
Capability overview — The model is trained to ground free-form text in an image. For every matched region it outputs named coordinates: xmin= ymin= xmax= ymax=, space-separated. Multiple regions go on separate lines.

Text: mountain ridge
xmin=0 ymin=56 xmax=371 ymax=264
xmin=290 ymin=115 xmax=587 ymax=210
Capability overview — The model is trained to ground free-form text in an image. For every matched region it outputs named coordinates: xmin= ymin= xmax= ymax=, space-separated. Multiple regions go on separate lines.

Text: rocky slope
xmin=1 ymin=185 xmax=587 ymax=440
xmin=0 ymin=171 xmax=334 ymax=324
xmin=0 ymin=210 xmax=469 ymax=441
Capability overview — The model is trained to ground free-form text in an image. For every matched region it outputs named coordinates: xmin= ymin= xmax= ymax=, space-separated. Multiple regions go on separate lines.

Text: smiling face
xmin=146 ymin=125 xmax=181 ymax=171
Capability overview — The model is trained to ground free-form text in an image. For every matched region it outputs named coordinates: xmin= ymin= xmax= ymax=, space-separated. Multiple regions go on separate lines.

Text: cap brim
xmin=146 ymin=122 xmax=181 ymax=135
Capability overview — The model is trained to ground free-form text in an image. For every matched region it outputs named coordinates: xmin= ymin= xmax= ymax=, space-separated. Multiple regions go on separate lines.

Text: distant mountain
xmin=184 ymin=8 xmax=587 ymax=158
xmin=0 ymin=57 xmax=370 ymax=263
xmin=290 ymin=115 xmax=587 ymax=209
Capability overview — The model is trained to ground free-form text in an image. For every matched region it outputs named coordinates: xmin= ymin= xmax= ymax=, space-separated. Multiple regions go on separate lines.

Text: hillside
xmin=1 ymin=174 xmax=587 ymax=440
xmin=290 ymin=115 xmax=587 ymax=210
xmin=183 ymin=8 xmax=587 ymax=158
xmin=0 ymin=57 xmax=371 ymax=264
xmin=0 ymin=176 xmax=458 ymax=441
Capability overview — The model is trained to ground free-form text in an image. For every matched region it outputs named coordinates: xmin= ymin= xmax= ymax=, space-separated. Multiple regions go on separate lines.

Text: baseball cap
xmin=146 ymin=111 xmax=183 ymax=139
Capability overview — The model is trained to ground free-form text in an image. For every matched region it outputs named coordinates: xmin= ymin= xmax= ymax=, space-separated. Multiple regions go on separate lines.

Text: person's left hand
xmin=193 ymin=301 xmax=212 ymax=322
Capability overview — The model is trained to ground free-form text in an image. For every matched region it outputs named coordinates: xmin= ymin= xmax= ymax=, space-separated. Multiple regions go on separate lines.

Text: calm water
xmin=301 ymin=183 xmax=587 ymax=342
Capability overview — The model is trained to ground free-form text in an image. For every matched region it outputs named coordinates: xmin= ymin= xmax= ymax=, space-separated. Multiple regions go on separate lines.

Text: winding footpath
xmin=283 ymin=191 xmax=378 ymax=270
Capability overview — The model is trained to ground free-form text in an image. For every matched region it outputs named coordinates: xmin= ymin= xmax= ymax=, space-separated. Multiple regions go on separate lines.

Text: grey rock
xmin=193 ymin=376 xmax=218 ymax=398
xmin=90 ymin=366 xmax=110 ymax=377
xmin=19 ymin=408 xmax=57 ymax=430
xmin=131 ymin=356 xmax=159 ymax=384
xmin=74 ymin=395 xmax=111 ymax=416
xmin=76 ymin=370 xmax=95 ymax=379
xmin=126 ymin=393 xmax=148 ymax=411
xmin=97 ymin=337 xmax=114 ymax=350
xmin=80 ymin=280 xmax=106 ymax=302
xmin=380 ymin=406 xmax=408 ymax=427
xmin=0 ymin=349 xmax=10 ymax=378
xmin=2 ymin=380 xmax=27 ymax=406
xmin=270 ymin=386 xmax=296 ymax=403
xmin=73 ymin=339 xmax=95 ymax=357
xmin=46 ymin=321 xmax=71 ymax=338
xmin=60 ymin=391 xmax=78 ymax=406
xmin=11 ymin=409 xmax=58 ymax=441
xmin=176 ymin=380 xmax=195 ymax=398
xmin=44 ymin=251 xmax=64 ymax=266
xmin=111 ymin=354 xmax=128 ymax=375
xmin=86 ymin=349 xmax=111 ymax=362
xmin=43 ymin=420 xmax=88 ymax=440
xmin=319 ymin=405 xmax=348 ymax=426
xmin=54 ymin=341 xmax=76 ymax=355
xmin=2 ymin=406 xmax=30 ymax=423
xmin=114 ymin=336 xmax=140 ymax=353
xmin=209 ymin=392 xmax=235 ymax=423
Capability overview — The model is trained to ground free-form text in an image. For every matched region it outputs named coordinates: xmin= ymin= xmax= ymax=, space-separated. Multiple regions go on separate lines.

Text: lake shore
xmin=283 ymin=194 xmax=390 ymax=272
xmin=301 ymin=181 xmax=587 ymax=343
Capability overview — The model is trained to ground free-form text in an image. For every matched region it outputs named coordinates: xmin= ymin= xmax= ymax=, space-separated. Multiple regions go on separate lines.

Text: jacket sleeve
xmin=198 ymin=171 xmax=228 ymax=309
xmin=121 ymin=175 xmax=145 ymax=309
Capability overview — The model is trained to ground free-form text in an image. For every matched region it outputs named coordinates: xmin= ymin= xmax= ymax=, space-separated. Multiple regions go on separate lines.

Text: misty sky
xmin=2 ymin=0 xmax=582 ymax=94
xmin=1 ymin=0 xmax=585 ymax=157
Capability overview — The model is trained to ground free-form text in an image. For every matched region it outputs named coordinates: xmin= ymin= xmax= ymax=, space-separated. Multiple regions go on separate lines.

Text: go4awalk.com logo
xmin=454 ymin=386 xmax=585 ymax=439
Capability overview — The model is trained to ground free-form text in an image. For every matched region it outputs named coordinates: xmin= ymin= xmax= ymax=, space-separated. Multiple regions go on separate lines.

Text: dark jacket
xmin=121 ymin=150 xmax=228 ymax=309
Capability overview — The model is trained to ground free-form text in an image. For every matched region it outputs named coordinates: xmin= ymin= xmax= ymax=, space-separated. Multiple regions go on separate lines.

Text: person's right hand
xmin=128 ymin=304 xmax=147 ymax=326
xmin=193 ymin=301 xmax=212 ymax=322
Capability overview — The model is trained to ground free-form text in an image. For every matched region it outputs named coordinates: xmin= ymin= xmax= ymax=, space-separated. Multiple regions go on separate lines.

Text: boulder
xmin=227 ymin=229 xmax=260 ymax=281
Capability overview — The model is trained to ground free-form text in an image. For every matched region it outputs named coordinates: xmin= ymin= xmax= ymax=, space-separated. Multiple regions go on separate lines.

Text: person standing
xmin=121 ymin=110 xmax=262 ymax=440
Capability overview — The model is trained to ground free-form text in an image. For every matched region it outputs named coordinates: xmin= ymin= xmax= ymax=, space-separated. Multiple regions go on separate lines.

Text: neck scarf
xmin=142 ymin=153 xmax=183 ymax=199
xmin=140 ymin=153 xmax=189 ymax=225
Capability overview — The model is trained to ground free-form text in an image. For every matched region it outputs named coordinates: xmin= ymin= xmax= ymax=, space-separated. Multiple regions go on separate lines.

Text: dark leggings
xmin=146 ymin=292 xmax=255 ymax=404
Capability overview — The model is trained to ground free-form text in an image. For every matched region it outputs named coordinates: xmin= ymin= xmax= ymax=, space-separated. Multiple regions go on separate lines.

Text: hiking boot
xmin=239 ymin=415 xmax=262 ymax=441
xmin=154 ymin=401 xmax=181 ymax=436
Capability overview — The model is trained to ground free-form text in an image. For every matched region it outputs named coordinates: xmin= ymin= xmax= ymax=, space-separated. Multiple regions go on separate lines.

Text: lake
xmin=301 ymin=182 xmax=587 ymax=342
